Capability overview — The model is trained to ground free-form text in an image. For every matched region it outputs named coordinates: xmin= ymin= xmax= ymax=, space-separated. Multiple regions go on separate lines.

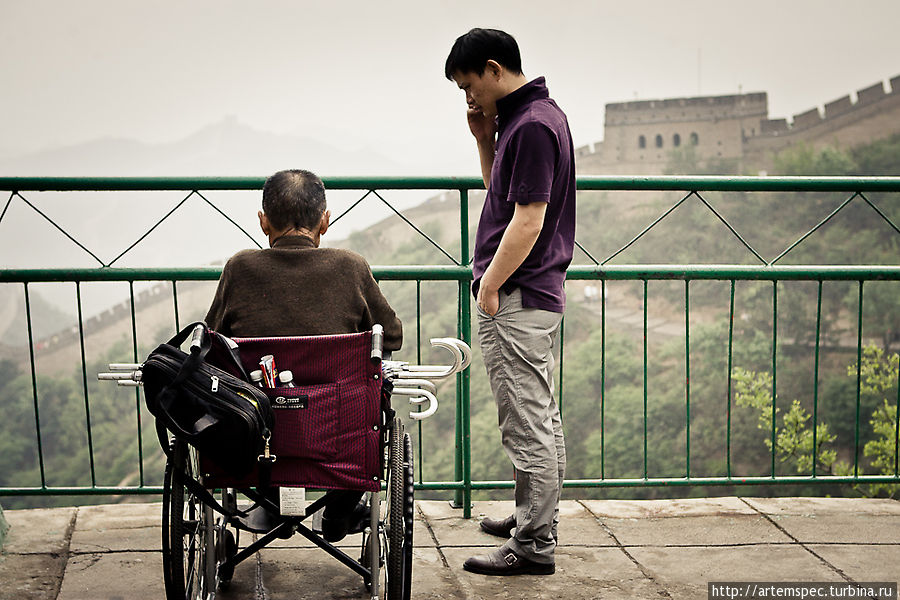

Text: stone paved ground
xmin=1 ymin=497 xmax=898 ymax=600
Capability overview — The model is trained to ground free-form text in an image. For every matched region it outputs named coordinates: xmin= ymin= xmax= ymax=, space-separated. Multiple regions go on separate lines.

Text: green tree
xmin=773 ymin=144 xmax=857 ymax=176
xmin=664 ymin=145 xmax=741 ymax=175
xmin=733 ymin=367 xmax=842 ymax=475
xmin=849 ymin=346 xmax=899 ymax=497
xmin=850 ymin=132 xmax=900 ymax=176
xmin=734 ymin=346 xmax=899 ymax=497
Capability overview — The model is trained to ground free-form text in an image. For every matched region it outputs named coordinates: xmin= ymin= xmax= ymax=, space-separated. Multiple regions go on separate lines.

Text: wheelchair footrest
xmin=236 ymin=504 xmax=290 ymax=535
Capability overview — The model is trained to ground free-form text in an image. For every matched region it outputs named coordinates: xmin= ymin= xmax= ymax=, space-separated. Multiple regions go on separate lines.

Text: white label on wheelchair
xmin=279 ymin=487 xmax=307 ymax=516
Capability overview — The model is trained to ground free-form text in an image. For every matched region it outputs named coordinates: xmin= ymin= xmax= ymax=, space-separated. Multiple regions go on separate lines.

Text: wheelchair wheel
xmin=385 ymin=417 xmax=414 ymax=600
xmin=401 ymin=432 xmax=414 ymax=600
xmin=162 ymin=440 xmax=217 ymax=600
xmin=216 ymin=525 xmax=237 ymax=586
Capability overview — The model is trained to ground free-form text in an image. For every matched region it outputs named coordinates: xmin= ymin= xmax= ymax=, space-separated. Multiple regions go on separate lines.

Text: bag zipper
xmin=145 ymin=356 xmax=273 ymax=439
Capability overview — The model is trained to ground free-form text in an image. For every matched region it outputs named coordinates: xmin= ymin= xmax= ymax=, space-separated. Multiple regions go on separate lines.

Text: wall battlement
xmin=765 ymin=76 xmax=898 ymax=139
xmin=606 ymin=92 xmax=768 ymax=112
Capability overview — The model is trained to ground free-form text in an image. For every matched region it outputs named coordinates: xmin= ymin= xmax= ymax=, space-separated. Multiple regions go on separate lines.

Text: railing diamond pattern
xmin=0 ymin=176 xmax=898 ymax=519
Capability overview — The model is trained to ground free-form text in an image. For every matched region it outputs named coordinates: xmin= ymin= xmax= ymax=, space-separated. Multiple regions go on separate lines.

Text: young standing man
xmin=445 ymin=28 xmax=576 ymax=576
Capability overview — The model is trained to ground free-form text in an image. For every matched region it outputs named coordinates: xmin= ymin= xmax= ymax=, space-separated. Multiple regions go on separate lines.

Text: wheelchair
xmin=100 ymin=325 xmax=470 ymax=600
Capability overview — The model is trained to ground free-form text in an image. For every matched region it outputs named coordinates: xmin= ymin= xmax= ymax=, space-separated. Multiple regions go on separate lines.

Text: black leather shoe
xmin=463 ymin=548 xmax=556 ymax=575
xmin=480 ymin=514 xmax=516 ymax=538
xmin=463 ymin=548 xmax=555 ymax=576
xmin=322 ymin=499 xmax=370 ymax=543
xmin=243 ymin=504 xmax=293 ymax=538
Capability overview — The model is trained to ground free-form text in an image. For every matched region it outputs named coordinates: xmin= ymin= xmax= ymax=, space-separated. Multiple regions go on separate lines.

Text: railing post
xmin=129 ymin=282 xmax=144 ymax=486
xmin=24 ymin=283 xmax=47 ymax=489
xmin=76 ymin=282 xmax=97 ymax=487
xmin=454 ymin=188 xmax=472 ymax=517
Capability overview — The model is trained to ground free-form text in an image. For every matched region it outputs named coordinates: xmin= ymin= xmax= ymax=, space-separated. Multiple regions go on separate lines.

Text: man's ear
xmin=484 ymin=59 xmax=503 ymax=80
xmin=258 ymin=210 xmax=270 ymax=235
xmin=319 ymin=210 xmax=330 ymax=236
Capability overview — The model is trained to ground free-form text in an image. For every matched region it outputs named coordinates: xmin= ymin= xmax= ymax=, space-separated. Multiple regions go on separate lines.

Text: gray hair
xmin=261 ymin=169 xmax=326 ymax=231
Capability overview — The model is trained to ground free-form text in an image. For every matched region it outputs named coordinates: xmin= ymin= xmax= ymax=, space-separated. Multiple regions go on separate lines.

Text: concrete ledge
xmin=0 ymin=554 xmax=67 ymax=600
xmin=0 ymin=505 xmax=8 ymax=549
xmin=0 ymin=507 xmax=75 ymax=600
xmin=2 ymin=508 xmax=76 ymax=555
xmin=807 ymin=544 xmax=900 ymax=581
xmin=628 ymin=545 xmax=840 ymax=600
xmin=56 ymin=552 xmax=162 ymax=600
xmin=1 ymin=497 xmax=897 ymax=600
xmin=602 ymin=514 xmax=792 ymax=546
xmin=581 ymin=496 xmax=756 ymax=518
xmin=70 ymin=503 xmax=161 ymax=553
xmin=742 ymin=496 xmax=900 ymax=516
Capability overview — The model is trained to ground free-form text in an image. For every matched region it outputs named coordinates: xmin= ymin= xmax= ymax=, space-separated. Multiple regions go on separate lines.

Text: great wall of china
xmin=575 ymin=73 xmax=900 ymax=175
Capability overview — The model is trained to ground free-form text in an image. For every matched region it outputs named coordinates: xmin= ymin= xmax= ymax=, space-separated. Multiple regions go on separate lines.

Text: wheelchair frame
xmin=100 ymin=325 xmax=470 ymax=600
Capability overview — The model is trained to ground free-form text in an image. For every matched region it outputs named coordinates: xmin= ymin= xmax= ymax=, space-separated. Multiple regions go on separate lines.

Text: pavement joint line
xmin=418 ymin=503 xmax=478 ymax=600
xmin=738 ymin=497 xmax=858 ymax=586
xmin=578 ymin=499 xmax=673 ymax=600
xmin=435 ymin=543 xmax=622 ymax=548
xmin=68 ymin=548 xmax=160 ymax=555
xmin=53 ymin=507 xmax=80 ymax=600
xmin=427 ymin=541 xmax=900 ymax=549
xmin=417 ymin=503 xmax=450 ymax=570
xmin=253 ymin=533 xmax=268 ymax=600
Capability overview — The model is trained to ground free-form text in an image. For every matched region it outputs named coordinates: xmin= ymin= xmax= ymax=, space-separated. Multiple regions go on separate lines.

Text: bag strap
xmin=156 ymin=421 xmax=248 ymax=518
xmin=155 ymin=321 xmax=269 ymax=512
xmin=167 ymin=320 xmax=252 ymax=382
xmin=211 ymin=331 xmax=251 ymax=381
xmin=155 ymin=323 xmax=213 ymax=403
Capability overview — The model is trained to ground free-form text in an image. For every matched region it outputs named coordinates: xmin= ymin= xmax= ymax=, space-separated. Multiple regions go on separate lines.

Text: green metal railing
xmin=2 ymin=176 xmax=899 ymax=518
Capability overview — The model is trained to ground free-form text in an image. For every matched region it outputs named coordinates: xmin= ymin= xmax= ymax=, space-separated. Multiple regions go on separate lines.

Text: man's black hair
xmin=262 ymin=169 xmax=327 ymax=232
xmin=444 ymin=28 xmax=523 ymax=80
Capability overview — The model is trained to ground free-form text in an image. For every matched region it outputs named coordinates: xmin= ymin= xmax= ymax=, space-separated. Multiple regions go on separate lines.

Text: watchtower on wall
xmin=577 ymin=92 xmax=768 ymax=175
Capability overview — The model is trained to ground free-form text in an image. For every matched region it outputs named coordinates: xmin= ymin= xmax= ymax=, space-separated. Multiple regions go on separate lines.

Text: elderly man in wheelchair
xmin=100 ymin=169 xmax=469 ymax=600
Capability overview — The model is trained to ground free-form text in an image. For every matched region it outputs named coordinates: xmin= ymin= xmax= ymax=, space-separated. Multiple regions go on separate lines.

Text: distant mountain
xmin=0 ymin=117 xmax=403 ymax=176
xmin=0 ymin=117 xmax=425 ymax=273
xmin=0 ymin=284 xmax=76 ymax=352
xmin=0 ymin=119 xmax=446 ymax=321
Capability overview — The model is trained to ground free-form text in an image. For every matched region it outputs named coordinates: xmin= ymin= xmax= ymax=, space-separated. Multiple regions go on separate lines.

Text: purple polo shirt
xmin=472 ymin=77 xmax=576 ymax=313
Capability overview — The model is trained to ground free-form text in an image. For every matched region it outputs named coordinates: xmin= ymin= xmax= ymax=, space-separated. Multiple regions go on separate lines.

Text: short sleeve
xmin=506 ymin=121 xmax=558 ymax=205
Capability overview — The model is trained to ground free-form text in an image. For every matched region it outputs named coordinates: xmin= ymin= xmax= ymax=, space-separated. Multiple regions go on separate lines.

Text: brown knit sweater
xmin=204 ymin=235 xmax=402 ymax=350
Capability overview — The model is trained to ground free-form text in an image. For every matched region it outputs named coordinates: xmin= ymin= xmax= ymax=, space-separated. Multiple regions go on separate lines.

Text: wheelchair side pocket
xmin=269 ymin=383 xmax=340 ymax=461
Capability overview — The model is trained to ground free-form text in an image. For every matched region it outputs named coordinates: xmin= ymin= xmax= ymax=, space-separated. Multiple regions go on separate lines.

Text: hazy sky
xmin=2 ymin=0 xmax=900 ymax=175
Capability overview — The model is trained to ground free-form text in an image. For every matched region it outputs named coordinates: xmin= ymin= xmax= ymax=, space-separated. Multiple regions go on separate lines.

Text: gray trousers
xmin=477 ymin=288 xmax=566 ymax=564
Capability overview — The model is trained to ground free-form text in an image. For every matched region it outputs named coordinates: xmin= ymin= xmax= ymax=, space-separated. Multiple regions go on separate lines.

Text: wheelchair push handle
xmin=390 ymin=337 xmax=472 ymax=380
xmin=380 ymin=336 xmax=471 ymax=421
xmin=190 ymin=323 xmax=205 ymax=351
xmin=370 ymin=324 xmax=384 ymax=362
xmin=98 ymin=362 xmax=143 ymax=386
xmin=392 ymin=387 xmax=439 ymax=421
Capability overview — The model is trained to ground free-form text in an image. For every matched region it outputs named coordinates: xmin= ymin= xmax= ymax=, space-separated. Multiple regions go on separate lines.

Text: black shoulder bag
xmin=141 ymin=321 xmax=275 ymax=481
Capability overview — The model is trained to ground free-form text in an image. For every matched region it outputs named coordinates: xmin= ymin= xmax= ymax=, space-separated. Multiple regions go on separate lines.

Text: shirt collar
xmin=496 ymin=76 xmax=549 ymax=125
xmin=271 ymin=234 xmax=316 ymax=249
